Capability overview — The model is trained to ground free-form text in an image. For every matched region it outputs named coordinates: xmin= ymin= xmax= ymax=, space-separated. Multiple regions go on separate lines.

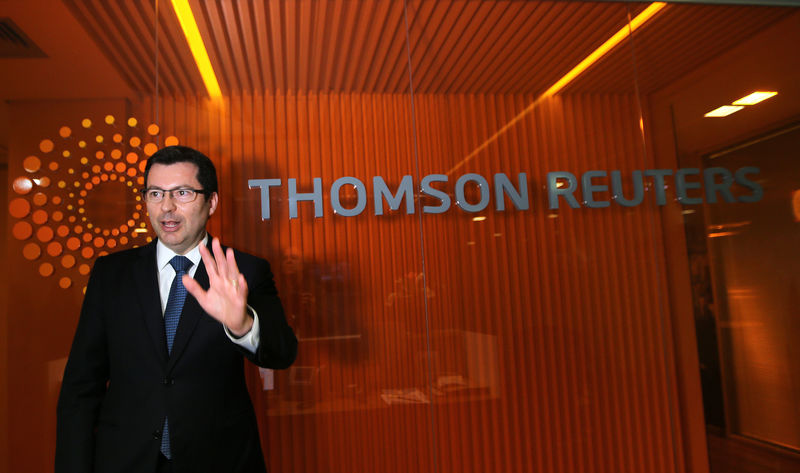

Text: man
xmin=56 ymin=146 xmax=297 ymax=472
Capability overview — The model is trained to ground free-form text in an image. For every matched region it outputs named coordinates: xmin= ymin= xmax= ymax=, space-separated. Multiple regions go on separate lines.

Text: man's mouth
xmin=160 ymin=220 xmax=182 ymax=232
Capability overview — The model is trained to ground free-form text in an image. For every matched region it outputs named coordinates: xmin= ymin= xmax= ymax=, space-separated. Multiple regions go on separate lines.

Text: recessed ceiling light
xmin=704 ymin=105 xmax=744 ymax=118
xmin=732 ymin=91 xmax=777 ymax=106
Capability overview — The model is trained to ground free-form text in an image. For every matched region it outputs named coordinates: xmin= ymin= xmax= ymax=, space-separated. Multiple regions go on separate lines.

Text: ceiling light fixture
xmin=705 ymin=91 xmax=778 ymax=118
xmin=171 ymin=0 xmax=222 ymax=99
xmin=732 ymin=91 xmax=778 ymax=106
xmin=543 ymin=2 xmax=667 ymax=97
xmin=450 ymin=2 xmax=666 ymax=174
xmin=704 ymin=105 xmax=744 ymax=118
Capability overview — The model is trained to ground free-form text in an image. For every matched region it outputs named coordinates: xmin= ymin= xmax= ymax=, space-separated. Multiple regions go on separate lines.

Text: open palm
xmin=183 ymin=237 xmax=252 ymax=336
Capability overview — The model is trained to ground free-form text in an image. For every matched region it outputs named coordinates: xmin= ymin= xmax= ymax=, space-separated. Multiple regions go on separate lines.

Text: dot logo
xmin=9 ymin=115 xmax=181 ymax=292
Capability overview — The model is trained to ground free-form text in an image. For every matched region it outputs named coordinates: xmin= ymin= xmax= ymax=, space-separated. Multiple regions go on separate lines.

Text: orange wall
xmin=6 ymin=91 xmax=700 ymax=472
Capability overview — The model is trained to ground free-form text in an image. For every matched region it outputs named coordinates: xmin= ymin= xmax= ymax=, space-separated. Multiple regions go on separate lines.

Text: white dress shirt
xmin=156 ymin=235 xmax=260 ymax=353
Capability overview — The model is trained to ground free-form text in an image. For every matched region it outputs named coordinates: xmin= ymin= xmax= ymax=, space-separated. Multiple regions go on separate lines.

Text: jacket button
xmin=162 ymin=377 xmax=173 ymax=385
xmin=152 ymin=430 xmax=162 ymax=440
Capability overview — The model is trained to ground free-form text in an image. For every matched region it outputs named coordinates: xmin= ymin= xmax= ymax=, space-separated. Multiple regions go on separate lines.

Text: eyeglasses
xmin=141 ymin=187 xmax=207 ymax=203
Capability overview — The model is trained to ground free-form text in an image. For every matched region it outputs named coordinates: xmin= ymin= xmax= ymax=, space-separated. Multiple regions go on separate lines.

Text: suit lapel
xmin=133 ymin=241 xmax=169 ymax=365
xmin=167 ymin=237 xmax=212 ymax=370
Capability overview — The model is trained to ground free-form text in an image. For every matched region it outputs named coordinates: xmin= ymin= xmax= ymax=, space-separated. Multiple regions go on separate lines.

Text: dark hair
xmin=143 ymin=145 xmax=218 ymax=197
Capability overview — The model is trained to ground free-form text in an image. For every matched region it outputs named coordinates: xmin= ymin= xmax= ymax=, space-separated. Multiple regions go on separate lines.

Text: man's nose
xmin=160 ymin=192 xmax=177 ymax=211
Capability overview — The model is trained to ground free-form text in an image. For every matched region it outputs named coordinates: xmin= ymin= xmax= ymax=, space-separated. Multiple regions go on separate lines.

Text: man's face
xmin=145 ymin=162 xmax=218 ymax=255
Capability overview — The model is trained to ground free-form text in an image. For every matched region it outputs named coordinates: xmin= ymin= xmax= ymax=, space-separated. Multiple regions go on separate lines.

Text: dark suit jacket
xmin=56 ymin=238 xmax=297 ymax=473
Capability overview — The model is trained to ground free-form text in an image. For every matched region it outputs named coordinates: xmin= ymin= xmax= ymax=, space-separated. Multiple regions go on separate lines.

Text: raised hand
xmin=183 ymin=237 xmax=252 ymax=336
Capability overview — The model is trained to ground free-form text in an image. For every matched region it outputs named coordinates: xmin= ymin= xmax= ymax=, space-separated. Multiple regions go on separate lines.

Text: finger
xmin=225 ymin=247 xmax=241 ymax=279
xmin=211 ymin=237 xmax=229 ymax=280
xmin=237 ymin=273 xmax=248 ymax=297
xmin=198 ymin=243 xmax=218 ymax=280
xmin=182 ymin=274 xmax=207 ymax=304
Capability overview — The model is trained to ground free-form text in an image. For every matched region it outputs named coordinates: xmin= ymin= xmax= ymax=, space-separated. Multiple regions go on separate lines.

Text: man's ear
xmin=208 ymin=192 xmax=219 ymax=216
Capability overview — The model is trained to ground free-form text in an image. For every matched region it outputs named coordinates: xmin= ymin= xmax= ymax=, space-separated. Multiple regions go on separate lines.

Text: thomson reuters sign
xmin=248 ymin=166 xmax=762 ymax=219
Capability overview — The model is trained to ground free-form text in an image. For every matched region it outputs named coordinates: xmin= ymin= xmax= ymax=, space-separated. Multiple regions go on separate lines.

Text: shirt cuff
xmin=224 ymin=305 xmax=260 ymax=354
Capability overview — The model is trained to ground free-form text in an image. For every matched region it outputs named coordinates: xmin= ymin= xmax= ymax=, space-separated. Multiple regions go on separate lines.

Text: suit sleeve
xmin=242 ymin=256 xmax=298 ymax=369
xmin=55 ymin=257 xmax=110 ymax=473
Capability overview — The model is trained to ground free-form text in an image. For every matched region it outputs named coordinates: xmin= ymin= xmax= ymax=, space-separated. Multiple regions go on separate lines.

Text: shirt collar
xmin=156 ymin=234 xmax=207 ymax=272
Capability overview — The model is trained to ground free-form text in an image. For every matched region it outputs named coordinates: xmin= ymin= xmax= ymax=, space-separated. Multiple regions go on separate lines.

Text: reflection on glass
xmin=3 ymin=2 xmax=800 ymax=473
xmin=705 ymin=125 xmax=800 ymax=449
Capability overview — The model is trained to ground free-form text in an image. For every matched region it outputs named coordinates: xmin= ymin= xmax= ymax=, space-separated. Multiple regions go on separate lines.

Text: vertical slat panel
xmin=15 ymin=89 xmax=693 ymax=473
xmin=20 ymin=3 xmax=779 ymax=472
xmin=407 ymin=91 xmax=684 ymax=473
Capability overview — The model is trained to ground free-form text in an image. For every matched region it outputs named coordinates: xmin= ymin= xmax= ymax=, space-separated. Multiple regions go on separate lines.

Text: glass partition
xmin=406 ymin=2 xmax=687 ymax=471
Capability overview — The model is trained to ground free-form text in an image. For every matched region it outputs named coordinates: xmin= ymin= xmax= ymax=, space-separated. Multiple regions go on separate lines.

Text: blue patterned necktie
xmin=164 ymin=255 xmax=192 ymax=354
xmin=161 ymin=255 xmax=192 ymax=459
